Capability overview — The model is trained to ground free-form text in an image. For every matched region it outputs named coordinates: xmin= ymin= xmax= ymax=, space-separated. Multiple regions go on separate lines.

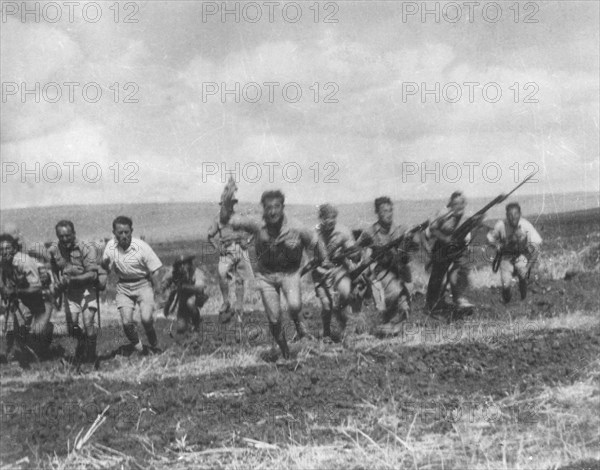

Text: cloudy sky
xmin=1 ymin=0 xmax=598 ymax=208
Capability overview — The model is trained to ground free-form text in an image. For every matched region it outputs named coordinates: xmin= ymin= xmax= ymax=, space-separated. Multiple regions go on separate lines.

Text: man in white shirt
xmin=102 ymin=216 xmax=164 ymax=354
xmin=487 ymin=202 xmax=542 ymax=303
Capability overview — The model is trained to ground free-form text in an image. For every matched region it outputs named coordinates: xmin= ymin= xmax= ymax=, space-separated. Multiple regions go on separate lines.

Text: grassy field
xmin=0 ymin=206 xmax=599 ymax=470
xmin=2 ymin=190 xmax=598 ymax=244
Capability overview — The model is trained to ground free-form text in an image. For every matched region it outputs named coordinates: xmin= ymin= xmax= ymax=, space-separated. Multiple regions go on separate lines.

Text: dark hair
xmin=318 ymin=204 xmax=338 ymax=218
xmin=506 ymin=202 xmax=521 ymax=213
xmin=447 ymin=190 xmax=465 ymax=207
xmin=112 ymin=216 xmax=133 ymax=230
xmin=55 ymin=220 xmax=75 ymax=233
xmin=374 ymin=197 xmax=392 ymax=212
xmin=261 ymin=190 xmax=285 ymax=207
xmin=0 ymin=234 xmax=18 ymax=249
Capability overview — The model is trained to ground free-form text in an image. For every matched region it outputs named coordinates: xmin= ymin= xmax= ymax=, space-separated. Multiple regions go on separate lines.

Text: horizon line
xmin=2 ymin=189 xmax=598 ymax=211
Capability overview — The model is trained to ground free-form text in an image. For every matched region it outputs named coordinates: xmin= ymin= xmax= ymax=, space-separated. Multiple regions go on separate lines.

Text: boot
xmin=269 ymin=323 xmax=290 ymax=359
xmin=321 ymin=309 xmax=332 ymax=341
xmin=85 ymin=334 xmax=97 ymax=364
xmin=74 ymin=336 xmax=86 ymax=364
xmin=502 ymin=288 xmax=512 ymax=304
xmin=144 ymin=324 xmax=158 ymax=349
xmin=32 ymin=323 xmax=54 ymax=359
xmin=519 ymin=279 xmax=528 ymax=300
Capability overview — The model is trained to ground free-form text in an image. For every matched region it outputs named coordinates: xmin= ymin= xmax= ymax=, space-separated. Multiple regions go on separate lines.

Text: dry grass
xmin=130 ymin=361 xmax=598 ymax=470
xmin=3 ymin=245 xmax=600 ymax=469
xmin=5 ymin=309 xmax=599 ymax=470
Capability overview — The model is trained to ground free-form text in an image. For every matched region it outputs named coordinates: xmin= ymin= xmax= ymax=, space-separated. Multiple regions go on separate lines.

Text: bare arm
xmin=207 ymin=222 xmax=220 ymax=253
xmin=229 ymin=215 xmax=260 ymax=234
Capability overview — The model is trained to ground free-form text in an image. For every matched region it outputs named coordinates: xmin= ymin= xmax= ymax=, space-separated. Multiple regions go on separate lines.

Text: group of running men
xmin=0 ymin=187 xmax=542 ymax=365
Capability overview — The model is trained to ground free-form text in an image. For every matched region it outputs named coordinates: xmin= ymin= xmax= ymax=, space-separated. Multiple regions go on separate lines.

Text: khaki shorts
xmin=116 ymin=281 xmax=155 ymax=311
xmin=255 ymin=270 xmax=302 ymax=323
xmin=218 ymin=249 xmax=254 ymax=281
xmin=66 ymin=288 xmax=98 ymax=315
xmin=370 ymin=270 xmax=410 ymax=315
xmin=500 ymin=255 xmax=529 ymax=287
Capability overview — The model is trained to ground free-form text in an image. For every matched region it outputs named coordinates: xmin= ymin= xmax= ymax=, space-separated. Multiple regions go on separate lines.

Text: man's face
xmin=0 ymin=241 xmax=15 ymax=264
xmin=263 ymin=198 xmax=284 ymax=226
xmin=320 ymin=214 xmax=337 ymax=233
xmin=56 ymin=225 xmax=76 ymax=249
xmin=0 ymin=241 xmax=15 ymax=263
xmin=377 ymin=203 xmax=393 ymax=226
xmin=507 ymin=207 xmax=521 ymax=228
xmin=113 ymin=223 xmax=133 ymax=249
xmin=450 ymin=196 xmax=466 ymax=216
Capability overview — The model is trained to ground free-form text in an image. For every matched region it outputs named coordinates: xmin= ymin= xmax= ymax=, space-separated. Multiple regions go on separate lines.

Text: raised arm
xmin=207 ymin=221 xmax=221 ymax=253
xmin=229 ymin=215 xmax=260 ymax=234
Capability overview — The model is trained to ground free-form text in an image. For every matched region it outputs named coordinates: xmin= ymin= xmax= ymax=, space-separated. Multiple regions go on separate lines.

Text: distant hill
xmin=1 ymin=191 xmax=597 ymax=245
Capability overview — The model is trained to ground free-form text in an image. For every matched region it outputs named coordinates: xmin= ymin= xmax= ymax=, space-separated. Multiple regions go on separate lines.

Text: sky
xmin=1 ymin=0 xmax=598 ymax=209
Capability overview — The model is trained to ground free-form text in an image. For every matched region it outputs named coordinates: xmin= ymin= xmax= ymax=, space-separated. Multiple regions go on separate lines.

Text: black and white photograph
xmin=1 ymin=1 xmax=599 ymax=468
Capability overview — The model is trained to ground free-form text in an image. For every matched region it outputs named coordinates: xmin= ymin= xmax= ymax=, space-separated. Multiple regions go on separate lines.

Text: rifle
xmin=349 ymin=220 xmax=430 ymax=282
xmin=300 ymin=258 xmax=320 ymax=278
xmin=449 ymin=174 xmax=535 ymax=251
xmin=49 ymin=253 xmax=74 ymax=337
xmin=49 ymin=253 xmax=64 ymax=310
xmin=1 ymin=292 xmax=39 ymax=361
xmin=492 ymin=250 xmax=502 ymax=273
xmin=95 ymin=288 xmax=101 ymax=331
xmin=430 ymin=175 xmax=535 ymax=311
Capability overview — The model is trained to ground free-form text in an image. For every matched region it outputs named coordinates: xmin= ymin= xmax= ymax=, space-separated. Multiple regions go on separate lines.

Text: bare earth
xmin=0 ymin=207 xmax=599 ymax=470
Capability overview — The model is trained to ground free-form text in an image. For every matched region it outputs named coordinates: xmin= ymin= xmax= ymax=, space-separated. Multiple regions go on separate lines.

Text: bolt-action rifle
xmin=49 ymin=253 xmax=75 ymax=336
xmin=431 ymin=174 xmax=535 ymax=311
xmin=349 ymin=219 xmax=430 ymax=281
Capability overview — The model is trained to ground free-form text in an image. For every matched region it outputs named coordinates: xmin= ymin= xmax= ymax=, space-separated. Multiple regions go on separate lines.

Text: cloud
xmin=1 ymin=2 xmax=598 ymax=209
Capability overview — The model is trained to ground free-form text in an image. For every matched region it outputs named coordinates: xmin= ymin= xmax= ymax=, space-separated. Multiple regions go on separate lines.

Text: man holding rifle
xmin=48 ymin=220 xmax=103 ymax=366
xmin=162 ymin=255 xmax=208 ymax=334
xmin=425 ymin=177 xmax=534 ymax=314
xmin=487 ymin=202 xmax=542 ymax=303
xmin=0 ymin=234 xmax=53 ymax=361
xmin=309 ymin=204 xmax=360 ymax=343
xmin=356 ymin=197 xmax=418 ymax=337
xmin=424 ymin=191 xmax=481 ymax=313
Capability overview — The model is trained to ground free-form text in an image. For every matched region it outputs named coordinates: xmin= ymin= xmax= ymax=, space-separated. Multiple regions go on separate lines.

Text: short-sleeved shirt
xmin=1 ymin=253 xmax=42 ymax=290
xmin=102 ymin=238 xmax=163 ymax=282
xmin=487 ymin=217 xmax=542 ymax=255
xmin=230 ymin=215 xmax=317 ymax=274
xmin=47 ymin=239 xmax=98 ymax=278
xmin=315 ymin=223 xmax=355 ymax=264
xmin=208 ymin=218 xmax=252 ymax=251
